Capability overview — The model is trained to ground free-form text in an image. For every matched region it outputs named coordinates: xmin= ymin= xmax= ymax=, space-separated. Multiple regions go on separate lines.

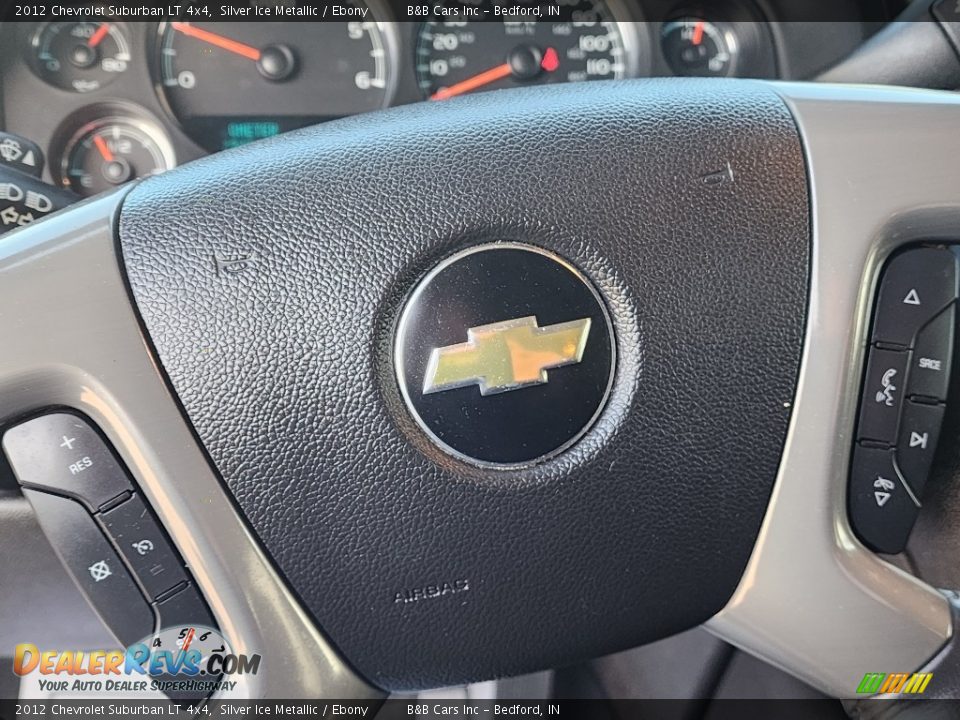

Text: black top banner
xmin=0 ymin=0 xmax=930 ymax=23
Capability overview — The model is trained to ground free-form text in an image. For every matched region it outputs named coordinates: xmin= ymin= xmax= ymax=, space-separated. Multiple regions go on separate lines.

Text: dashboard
xmin=0 ymin=2 xmax=885 ymax=197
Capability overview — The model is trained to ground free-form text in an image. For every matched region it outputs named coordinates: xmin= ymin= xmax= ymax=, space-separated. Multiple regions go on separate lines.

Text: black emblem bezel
xmin=394 ymin=243 xmax=616 ymax=468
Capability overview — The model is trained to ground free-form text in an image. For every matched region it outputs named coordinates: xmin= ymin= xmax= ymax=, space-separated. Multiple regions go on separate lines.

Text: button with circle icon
xmin=87 ymin=559 xmax=112 ymax=582
xmin=99 ymin=494 xmax=188 ymax=600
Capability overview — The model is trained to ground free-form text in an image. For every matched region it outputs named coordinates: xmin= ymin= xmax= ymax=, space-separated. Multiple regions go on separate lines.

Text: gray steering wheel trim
xmin=708 ymin=82 xmax=960 ymax=697
xmin=0 ymin=81 xmax=959 ymax=699
xmin=0 ymin=191 xmax=381 ymax=700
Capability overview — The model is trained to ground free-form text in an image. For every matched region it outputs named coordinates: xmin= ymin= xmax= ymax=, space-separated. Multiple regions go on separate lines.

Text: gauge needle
xmin=170 ymin=22 xmax=262 ymax=61
xmin=431 ymin=47 xmax=561 ymax=101
xmin=88 ymin=23 xmax=110 ymax=48
xmin=181 ymin=627 xmax=196 ymax=653
xmin=692 ymin=21 xmax=705 ymax=46
xmin=541 ymin=47 xmax=560 ymax=73
xmin=93 ymin=135 xmax=114 ymax=163
xmin=430 ymin=63 xmax=512 ymax=101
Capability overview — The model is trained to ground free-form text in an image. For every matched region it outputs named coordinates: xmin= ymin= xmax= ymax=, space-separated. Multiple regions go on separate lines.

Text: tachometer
xmin=156 ymin=11 xmax=395 ymax=151
xmin=416 ymin=1 xmax=639 ymax=100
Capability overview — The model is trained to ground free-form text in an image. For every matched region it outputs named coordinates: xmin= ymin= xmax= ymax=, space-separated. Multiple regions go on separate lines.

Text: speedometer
xmin=416 ymin=1 xmax=640 ymax=100
xmin=156 ymin=10 xmax=396 ymax=152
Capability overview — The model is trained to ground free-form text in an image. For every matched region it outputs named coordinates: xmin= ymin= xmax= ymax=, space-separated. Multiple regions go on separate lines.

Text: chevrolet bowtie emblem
xmin=423 ymin=315 xmax=592 ymax=396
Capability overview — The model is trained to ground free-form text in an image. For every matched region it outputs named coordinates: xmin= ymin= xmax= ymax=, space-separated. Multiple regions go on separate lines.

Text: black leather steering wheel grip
xmin=117 ymin=79 xmax=809 ymax=690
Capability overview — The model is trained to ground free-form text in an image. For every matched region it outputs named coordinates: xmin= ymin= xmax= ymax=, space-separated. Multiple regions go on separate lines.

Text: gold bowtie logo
xmin=423 ymin=316 xmax=592 ymax=396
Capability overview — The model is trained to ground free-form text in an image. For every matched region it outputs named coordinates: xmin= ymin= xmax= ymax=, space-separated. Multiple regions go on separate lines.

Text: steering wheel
xmin=4 ymin=12 xmax=960 ymax=708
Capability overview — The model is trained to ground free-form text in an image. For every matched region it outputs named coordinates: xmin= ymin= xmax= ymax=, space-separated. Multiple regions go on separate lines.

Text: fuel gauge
xmin=661 ymin=18 xmax=737 ymax=77
xmin=60 ymin=117 xmax=175 ymax=197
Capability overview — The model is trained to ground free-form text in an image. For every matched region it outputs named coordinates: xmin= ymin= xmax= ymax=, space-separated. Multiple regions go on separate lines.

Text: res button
xmin=2 ymin=413 xmax=132 ymax=512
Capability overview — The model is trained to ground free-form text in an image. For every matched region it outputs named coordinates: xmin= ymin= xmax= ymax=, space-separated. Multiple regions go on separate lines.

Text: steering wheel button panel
xmin=154 ymin=582 xmax=216 ymax=631
xmin=857 ymin=348 xmax=910 ymax=443
xmin=871 ymin=247 xmax=958 ymax=348
xmin=22 ymin=488 xmax=155 ymax=646
xmin=99 ymin=493 xmax=189 ymax=601
xmin=4 ymin=410 xmax=217 ymax=657
xmin=907 ymin=304 xmax=955 ymax=401
xmin=849 ymin=246 xmax=956 ymax=554
xmin=896 ymin=400 xmax=946 ymax=498
xmin=2 ymin=412 xmax=132 ymax=511
xmin=848 ymin=446 xmax=920 ymax=555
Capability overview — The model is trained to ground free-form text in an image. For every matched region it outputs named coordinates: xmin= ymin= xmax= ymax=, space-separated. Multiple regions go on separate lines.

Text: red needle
xmin=93 ymin=135 xmax=114 ymax=163
xmin=88 ymin=23 xmax=110 ymax=48
xmin=541 ymin=47 xmax=560 ymax=73
xmin=181 ymin=627 xmax=196 ymax=653
xmin=170 ymin=22 xmax=262 ymax=61
xmin=692 ymin=21 xmax=705 ymax=46
xmin=430 ymin=63 xmax=512 ymax=101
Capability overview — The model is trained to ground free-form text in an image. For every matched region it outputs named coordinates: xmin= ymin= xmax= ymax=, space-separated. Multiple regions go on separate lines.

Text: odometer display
xmin=417 ymin=2 xmax=636 ymax=100
xmin=157 ymin=12 xmax=394 ymax=151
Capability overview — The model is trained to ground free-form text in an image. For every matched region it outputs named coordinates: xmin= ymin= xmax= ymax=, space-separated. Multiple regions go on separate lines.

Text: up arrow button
xmin=872 ymin=247 xmax=958 ymax=348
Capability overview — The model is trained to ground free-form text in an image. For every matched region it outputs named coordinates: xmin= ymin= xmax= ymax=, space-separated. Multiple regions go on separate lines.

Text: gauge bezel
xmin=27 ymin=20 xmax=132 ymax=93
xmin=53 ymin=106 xmax=176 ymax=196
xmin=659 ymin=17 xmax=740 ymax=78
xmin=150 ymin=8 xmax=401 ymax=153
xmin=414 ymin=0 xmax=649 ymax=100
xmin=656 ymin=0 xmax=778 ymax=80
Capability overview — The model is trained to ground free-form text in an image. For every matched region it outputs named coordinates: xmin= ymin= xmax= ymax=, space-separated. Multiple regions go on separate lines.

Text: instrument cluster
xmin=0 ymin=3 xmax=780 ymax=196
